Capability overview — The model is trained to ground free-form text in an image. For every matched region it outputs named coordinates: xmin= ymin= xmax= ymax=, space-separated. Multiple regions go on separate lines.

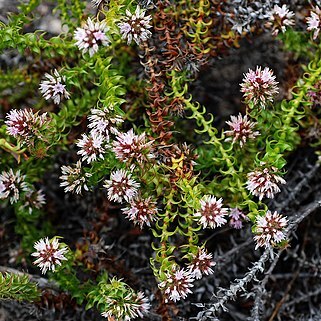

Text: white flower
xmin=122 ymin=196 xmax=157 ymax=228
xmin=240 ymin=66 xmax=279 ymax=108
xmin=268 ymin=4 xmax=295 ymax=36
xmin=0 ymin=169 xmax=29 ymax=204
xmin=88 ymin=107 xmax=123 ymax=138
xmin=188 ymin=248 xmax=216 ymax=279
xmin=59 ymin=161 xmax=92 ymax=194
xmin=158 ymin=266 xmax=194 ymax=303
xmin=246 ymin=166 xmax=286 ymax=200
xmin=307 ymin=6 xmax=321 ymax=39
xmin=74 ymin=17 xmax=110 ymax=56
xmin=103 ymin=169 xmax=140 ymax=203
xmin=39 ymin=69 xmax=70 ymax=104
xmin=31 ymin=237 xmax=68 ymax=274
xmin=194 ymin=195 xmax=228 ymax=229
xmin=101 ymin=290 xmax=150 ymax=320
xmin=118 ymin=5 xmax=152 ymax=45
xmin=77 ymin=132 xmax=107 ymax=164
xmin=22 ymin=189 xmax=46 ymax=214
xmin=5 ymin=109 xmax=49 ymax=143
xmin=224 ymin=113 xmax=260 ymax=147
xmin=112 ymin=129 xmax=154 ymax=164
xmin=254 ymin=210 xmax=288 ymax=249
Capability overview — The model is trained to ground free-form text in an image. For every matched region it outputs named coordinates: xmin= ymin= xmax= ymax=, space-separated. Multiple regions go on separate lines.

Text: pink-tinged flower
xmin=103 ymin=169 xmax=140 ymax=203
xmin=224 ymin=113 xmax=260 ymax=147
xmin=77 ymin=132 xmax=107 ymax=164
xmin=159 ymin=266 xmax=194 ymax=303
xmin=188 ymin=248 xmax=216 ymax=279
xmin=122 ymin=196 xmax=157 ymax=228
xmin=134 ymin=291 xmax=151 ymax=318
xmin=31 ymin=237 xmax=68 ymax=274
xmin=240 ymin=66 xmax=279 ymax=108
xmin=88 ymin=107 xmax=123 ymax=138
xmin=39 ymin=69 xmax=70 ymax=105
xmin=112 ymin=129 xmax=154 ymax=164
xmin=5 ymin=109 xmax=50 ymax=143
xmin=194 ymin=195 xmax=228 ymax=229
xmin=307 ymin=7 xmax=321 ymax=40
xmin=0 ymin=169 xmax=29 ymax=204
xmin=307 ymin=85 xmax=321 ymax=108
xmin=74 ymin=17 xmax=110 ymax=56
xmin=118 ymin=5 xmax=152 ymax=45
xmin=22 ymin=189 xmax=46 ymax=214
xmin=246 ymin=166 xmax=286 ymax=200
xmin=229 ymin=208 xmax=248 ymax=229
xmin=268 ymin=4 xmax=295 ymax=36
xmin=59 ymin=161 xmax=92 ymax=194
xmin=101 ymin=290 xmax=150 ymax=320
xmin=254 ymin=210 xmax=288 ymax=249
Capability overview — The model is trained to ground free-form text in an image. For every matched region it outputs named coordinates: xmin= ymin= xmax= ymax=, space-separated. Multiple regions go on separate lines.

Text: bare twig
xmin=210 ymin=248 xmax=272 ymax=313
xmin=249 ymin=251 xmax=283 ymax=321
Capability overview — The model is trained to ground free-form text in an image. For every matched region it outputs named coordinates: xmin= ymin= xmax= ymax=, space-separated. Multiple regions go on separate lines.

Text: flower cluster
xmin=118 ymin=5 xmax=152 ymax=45
xmin=229 ymin=208 xmax=248 ymax=229
xmin=254 ymin=210 xmax=288 ymax=249
xmin=267 ymin=4 xmax=295 ymax=36
xmin=77 ymin=132 xmax=107 ymax=164
xmin=60 ymin=99 xmax=126 ymax=172
xmin=0 ymin=169 xmax=29 ymax=204
xmin=194 ymin=195 xmax=228 ymax=229
xmin=246 ymin=166 xmax=286 ymax=200
xmin=224 ymin=113 xmax=260 ymax=147
xmin=22 ymin=189 xmax=46 ymax=214
xmin=88 ymin=107 xmax=123 ymax=138
xmin=39 ymin=69 xmax=70 ymax=105
xmin=5 ymin=109 xmax=50 ymax=144
xmin=74 ymin=17 xmax=110 ymax=56
xmin=159 ymin=266 xmax=194 ymax=303
xmin=103 ymin=169 xmax=140 ymax=203
xmin=122 ymin=196 xmax=157 ymax=228
xmin=240 ymin=66 xmax=279 ymax=108
xmin=59 ymin=161 xmax=92 ymax=194
xmin=188 ymin=248 xmax=216 ymax=279
xmin=112 ymin=129 xmax=154 ymax=164
xmin=101 ymin=290 xmax=150 ymax=320
xmin=307 ymin=6 xmax=321 ymax=40
xmin=31 ymin=237 xmax=68 ymax=274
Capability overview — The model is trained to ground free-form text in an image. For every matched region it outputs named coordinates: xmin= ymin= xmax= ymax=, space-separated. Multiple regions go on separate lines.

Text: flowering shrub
xmin=1 ymin=1 xmax=321 ymax=320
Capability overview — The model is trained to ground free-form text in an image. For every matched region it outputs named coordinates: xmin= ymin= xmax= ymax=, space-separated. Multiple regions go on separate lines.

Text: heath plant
xmin=1 ymin=1 xmax=321 ymax=320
